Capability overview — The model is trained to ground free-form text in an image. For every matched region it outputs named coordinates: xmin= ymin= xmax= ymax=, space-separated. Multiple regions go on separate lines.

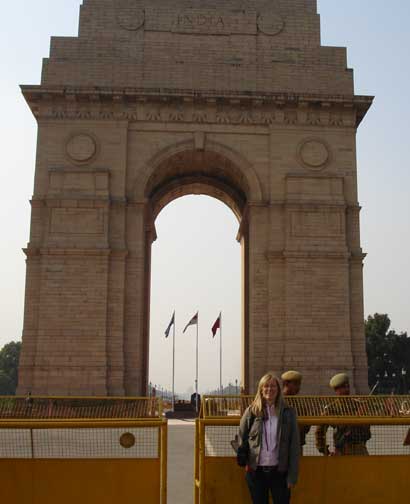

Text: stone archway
xmin=18 ymin=0 xmax=372 ymax=396
xmin=136 ymin=144 xmax=262 ymax=396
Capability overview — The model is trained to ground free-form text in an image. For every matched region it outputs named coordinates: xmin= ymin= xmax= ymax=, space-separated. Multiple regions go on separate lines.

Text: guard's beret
xmin=329 ymin=373 xmax=349 ymax=389
xmin=281 ymin=370 xmax=302 ymax=382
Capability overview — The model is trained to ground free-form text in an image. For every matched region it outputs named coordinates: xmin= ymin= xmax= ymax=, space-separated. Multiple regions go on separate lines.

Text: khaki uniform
xmin=289 ymin=400 xmax=311 ymax=449
xmin=281 ymin=371 xmax=310 ymax=452
xmin=315 ymin=398 xmax=371 ymax=456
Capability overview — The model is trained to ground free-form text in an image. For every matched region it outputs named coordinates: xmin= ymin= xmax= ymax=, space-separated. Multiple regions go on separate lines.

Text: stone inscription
xmin=175 ymin=11 xmax=225 ymax=32
xmin=143 ymin=8 xmax=289 ymax=36
xmin=144 ymin=8 xmax=257 ymax=35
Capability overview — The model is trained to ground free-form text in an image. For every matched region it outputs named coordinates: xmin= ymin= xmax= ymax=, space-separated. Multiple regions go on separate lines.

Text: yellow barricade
xmin=195 ymin=395 xmax=410 ymax=504
xmin=0 ymin=396 xmax=167 ymax=504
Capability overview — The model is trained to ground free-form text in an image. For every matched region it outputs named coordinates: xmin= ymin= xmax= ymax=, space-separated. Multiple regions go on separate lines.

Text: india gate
xmin=17 ymin=0 xmax=372 ymax=396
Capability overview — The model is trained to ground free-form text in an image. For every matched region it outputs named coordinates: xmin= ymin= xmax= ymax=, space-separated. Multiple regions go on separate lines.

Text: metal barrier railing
xmin=195 ymin=395 xmax=410 ymax=504
xmin=0 ymin=397 xmax=167 ymax=504
xmin=0 ymin=395 xmax=162 ymax=419
xmin=201 ymin=394 xmax=410 ymax=419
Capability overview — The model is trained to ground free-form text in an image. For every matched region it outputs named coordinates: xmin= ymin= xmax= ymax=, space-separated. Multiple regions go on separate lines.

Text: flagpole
xmin=172 ymin=311 xmax=175 ymax=412
xmin=219 ymin=311 xmax=222 ymax=395
xmin=195 ymin=312 xmax=199 ymax=414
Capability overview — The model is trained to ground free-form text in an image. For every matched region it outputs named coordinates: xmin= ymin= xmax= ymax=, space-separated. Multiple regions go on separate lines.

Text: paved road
xmin=167 ymin=419 xmax=196 ymax=504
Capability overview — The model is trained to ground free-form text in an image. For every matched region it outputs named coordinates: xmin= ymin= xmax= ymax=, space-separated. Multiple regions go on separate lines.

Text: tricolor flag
xmin=183 ymin=312 xmax=198 ymax=333
xmin=165 ymin=311 xmax=175 ymax=338
xmin=211 ymin=313 xmax=221 ymax=337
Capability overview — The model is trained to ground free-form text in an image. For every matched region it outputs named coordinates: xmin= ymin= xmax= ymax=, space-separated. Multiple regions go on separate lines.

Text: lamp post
xmin=402 ymin=369 xmax=408 ymax=394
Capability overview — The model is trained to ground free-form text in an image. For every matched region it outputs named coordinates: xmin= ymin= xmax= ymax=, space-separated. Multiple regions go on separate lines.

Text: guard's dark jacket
xmin=238 ymin=400 xmax=300 ymax=486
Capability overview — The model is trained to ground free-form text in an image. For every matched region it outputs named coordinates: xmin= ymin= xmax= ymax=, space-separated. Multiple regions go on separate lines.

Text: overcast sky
xmin=0 ymin=1 xmax=409 ymax=395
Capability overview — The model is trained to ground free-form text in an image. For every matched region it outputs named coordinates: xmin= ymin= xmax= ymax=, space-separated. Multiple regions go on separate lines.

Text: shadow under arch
xmin=133 ymin=139 xmax=264 ymax=208
xmin=138 ymin=142 xmax=255 ymax=394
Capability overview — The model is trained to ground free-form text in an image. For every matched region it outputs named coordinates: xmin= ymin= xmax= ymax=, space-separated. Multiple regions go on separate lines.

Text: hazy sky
xmin=0 ymin=1 xmax=409 ymax=395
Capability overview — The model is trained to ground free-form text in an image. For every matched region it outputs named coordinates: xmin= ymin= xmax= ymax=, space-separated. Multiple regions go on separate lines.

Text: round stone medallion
xmin=299 ymin=140 xmax=330 ymax=169
xmin=257 ymin=11 xmax=285 ymax=36
xmin=66 ymin=134 xmax=96 ymax=163
xmin=119 ymin=432 xmax=136 ymax=449
xmin=116 ymin=0 xmax=145 ymax=31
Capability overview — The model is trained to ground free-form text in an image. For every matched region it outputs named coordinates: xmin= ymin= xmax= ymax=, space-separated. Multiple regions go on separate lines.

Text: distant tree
xmin=365 ymin=314 xmax=410 ymax=394
xmin=0 ymin=341 xmax=21 ymax=395
xmin=0 ymin=371 xmax=14 ymax=395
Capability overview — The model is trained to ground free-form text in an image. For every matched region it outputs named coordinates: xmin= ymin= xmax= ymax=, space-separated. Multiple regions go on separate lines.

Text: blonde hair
xmin=250 ymin=372 xmax=282 ymax=417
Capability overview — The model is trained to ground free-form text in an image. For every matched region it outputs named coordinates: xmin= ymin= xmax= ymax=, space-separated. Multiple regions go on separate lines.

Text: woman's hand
xmin=287 ymin=483 xmax=295 ymax=489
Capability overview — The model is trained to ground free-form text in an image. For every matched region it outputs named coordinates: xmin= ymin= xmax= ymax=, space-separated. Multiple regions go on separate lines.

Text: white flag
xmin=183 ymin=312 xmax=198 ymax=333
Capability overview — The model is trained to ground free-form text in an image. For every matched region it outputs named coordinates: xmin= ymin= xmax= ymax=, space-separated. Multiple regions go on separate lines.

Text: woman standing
xmin=239 ymin=372 xmax=300 ymax=504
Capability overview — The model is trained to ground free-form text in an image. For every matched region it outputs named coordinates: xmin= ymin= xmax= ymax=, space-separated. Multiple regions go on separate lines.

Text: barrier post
xmin=160 ymin=419 xmax=168 ymax=504
xmin=194 ymin=418 xmax=200 ymax=504
xmin=199 ymin=418 xmax=206 ymax=504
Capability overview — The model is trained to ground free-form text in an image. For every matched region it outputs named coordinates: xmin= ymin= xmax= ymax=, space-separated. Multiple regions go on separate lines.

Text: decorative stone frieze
xmin=23 ymin=86 xmax=371 ymax=129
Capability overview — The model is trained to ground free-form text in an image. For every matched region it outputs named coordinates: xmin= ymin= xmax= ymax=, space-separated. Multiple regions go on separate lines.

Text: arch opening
xmin=143 ymin=148 xmax=251 ymax=397
xmin=148 ymin=195 xmax=242 ymax=397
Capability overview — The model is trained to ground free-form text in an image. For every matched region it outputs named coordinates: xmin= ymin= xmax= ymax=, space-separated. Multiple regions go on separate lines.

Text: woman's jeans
xmin=245 ymin=466 xmax=290 ymax=504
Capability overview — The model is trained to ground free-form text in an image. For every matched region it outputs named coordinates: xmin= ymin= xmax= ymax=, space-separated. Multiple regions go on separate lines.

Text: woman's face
xmin=261 ymin=378 xmax=278 ymax=404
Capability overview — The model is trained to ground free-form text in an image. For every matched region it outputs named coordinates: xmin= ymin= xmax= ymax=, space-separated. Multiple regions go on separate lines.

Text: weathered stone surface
xmin=18 ymin=0 xmax=372 ymax=396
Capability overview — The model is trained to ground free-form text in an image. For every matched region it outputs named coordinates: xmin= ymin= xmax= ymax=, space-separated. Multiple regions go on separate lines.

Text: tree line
xmin=0 ymin=314 xmax=409 ymax=395
xmin=366 ymin=313 xmax=409 ymax=394
xmin=0 ymin=341 xmax=21 ymax=395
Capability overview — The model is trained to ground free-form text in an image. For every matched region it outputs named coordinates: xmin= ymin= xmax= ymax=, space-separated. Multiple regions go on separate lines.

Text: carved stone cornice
xmin=23 ymin=247 xmax=129 ymax=258
xmin=350 ymin=251 xmax=367 ymax=263
xmin=21 ymin=85 xmax=373 ymax=128
xmin=39 ymin=248 xmax=111 ymax=257
xmin=31 ymin=196 xmax=125 ymax=209
xmin=285 ymin=202 xmax=347 ymax=210
xmin=346 ymin=205 xmax=362 ymax=214
xmin=265 ymin=249 xmax=351 ymax=263
xmin=23 ymin=247 xmax=41 ymax=258
xmin=284 ymin=250 xmax=350 ymax=260
xmin=110 ymin=197 xmax=128 ymax=210
xmin=30 ymin=198 xmax=46 ymax=208
xmin=110 ymin=249 xmax=129 ymax=259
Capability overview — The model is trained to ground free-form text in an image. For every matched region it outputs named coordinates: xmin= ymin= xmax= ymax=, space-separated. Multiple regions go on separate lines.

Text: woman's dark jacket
xmin=238 ymin=400 xmax=300 ymax=485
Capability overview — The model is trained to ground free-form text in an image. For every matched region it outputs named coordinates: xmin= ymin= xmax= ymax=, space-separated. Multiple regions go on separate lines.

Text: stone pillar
xmin=246 ymin=203 xmax=271 ymax=392
xmin=106 ymin=250 xmax=127 ymax=396
xmin=123 ymin=202 xmax=153 ymax=395
xmin=21 ymin=249 xmax=110 ymax=395
xmin=349 ymin=254 xmax=368 ymax=393
xmin=347 ymin=205 xmax=369 ymax=393
xmin=18 ymin=251 xmax=41 ymax=394
xmin=282 ymin=252 xmax=354 ymax=394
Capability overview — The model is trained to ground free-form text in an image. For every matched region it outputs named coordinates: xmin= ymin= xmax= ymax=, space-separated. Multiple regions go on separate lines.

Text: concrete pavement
xmin=167 ymin=419 xmax=196 ymax=504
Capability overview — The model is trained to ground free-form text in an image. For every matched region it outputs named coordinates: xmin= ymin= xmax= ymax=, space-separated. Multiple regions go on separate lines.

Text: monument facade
xmin=18 ymin=0 xmax=372 ymax=395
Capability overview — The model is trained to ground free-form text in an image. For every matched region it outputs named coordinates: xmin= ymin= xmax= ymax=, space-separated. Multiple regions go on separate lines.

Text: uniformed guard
xmin=315 ymin=373 xmax=371 ymax=456
xmin=281 ymin=370 xmax=302 ymax=396
xmin=281 ymin=370 xmax=310 ymax=451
